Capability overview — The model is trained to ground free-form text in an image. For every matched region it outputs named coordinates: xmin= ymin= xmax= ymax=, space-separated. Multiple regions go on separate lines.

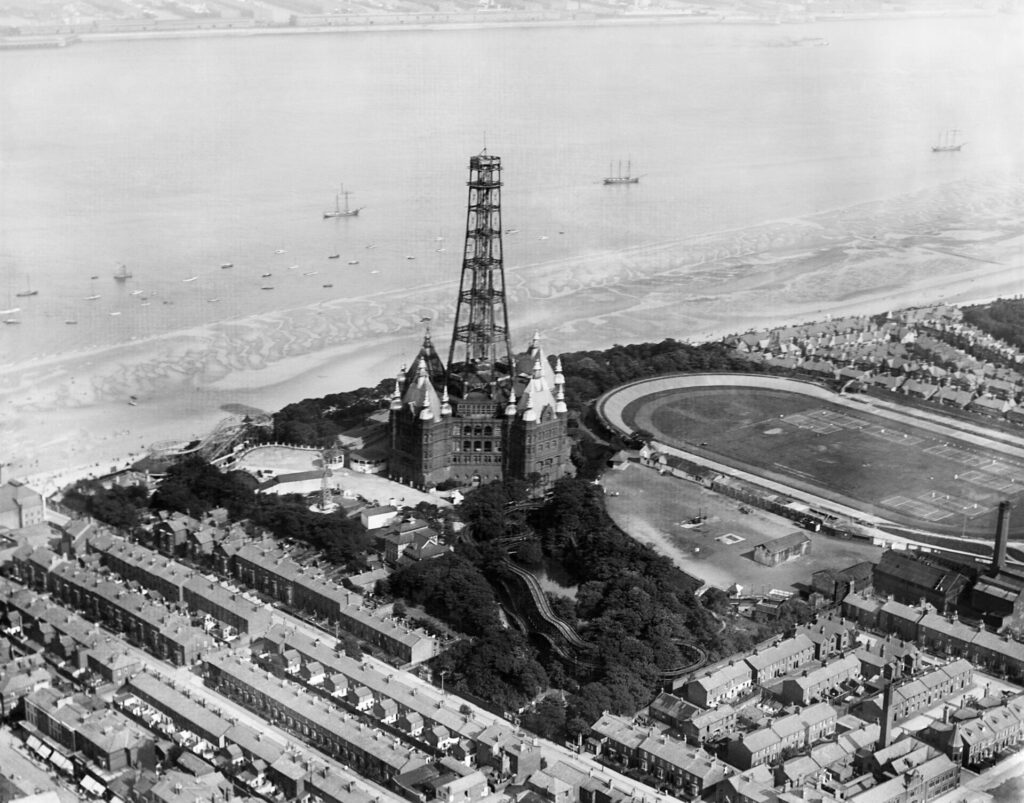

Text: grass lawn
xmin=622 ymin=386 xmax=1024 ymax=539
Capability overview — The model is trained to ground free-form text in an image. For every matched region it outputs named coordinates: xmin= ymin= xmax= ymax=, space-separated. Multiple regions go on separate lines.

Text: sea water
xmin=0 ymin=15 xmax=1021 ymax=366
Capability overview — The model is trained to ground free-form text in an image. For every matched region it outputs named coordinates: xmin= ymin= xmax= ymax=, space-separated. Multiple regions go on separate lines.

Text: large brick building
xmin=388 ymin=154 xmax=572 ymax=491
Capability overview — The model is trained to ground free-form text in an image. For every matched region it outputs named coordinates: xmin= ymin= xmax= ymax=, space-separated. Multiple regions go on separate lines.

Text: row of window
xmin=455 ymin=440 xmax=500 ymax=453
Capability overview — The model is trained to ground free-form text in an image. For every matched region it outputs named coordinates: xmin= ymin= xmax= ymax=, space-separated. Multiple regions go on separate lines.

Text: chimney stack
xmin=877 ymin=661 xmax=901 ymax=751
xmin=992 ymin=501 xmax=1012 ymax=574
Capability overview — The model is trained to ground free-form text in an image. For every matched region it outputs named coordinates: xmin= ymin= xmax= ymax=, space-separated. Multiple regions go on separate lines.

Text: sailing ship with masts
xmin=932 ymin=129 xmax=964 ymax=153
xmin=603 ymin=160 xmax=639 ymax=185
xmin=323 ymin=185 xmax=362 ymax=218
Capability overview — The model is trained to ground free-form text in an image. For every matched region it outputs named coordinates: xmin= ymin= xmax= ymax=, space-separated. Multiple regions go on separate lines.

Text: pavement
xmin=0 ymin=727 xmax=79 ymax=803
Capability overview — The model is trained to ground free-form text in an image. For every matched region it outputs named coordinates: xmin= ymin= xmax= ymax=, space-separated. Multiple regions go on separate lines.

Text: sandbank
xmin=5 ymin=174 xmax=1023 ymax=489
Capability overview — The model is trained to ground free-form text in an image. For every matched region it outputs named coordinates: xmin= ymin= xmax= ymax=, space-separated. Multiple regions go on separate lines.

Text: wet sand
xmin=5 ymin=174 xmax=1023 ymax=488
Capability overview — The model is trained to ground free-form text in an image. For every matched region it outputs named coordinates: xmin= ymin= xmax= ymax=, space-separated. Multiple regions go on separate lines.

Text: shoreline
xmin=5 ymin=173 xmax=1023 ymax=489
xmin=0 ymin=7 xmax=1006 ymax=48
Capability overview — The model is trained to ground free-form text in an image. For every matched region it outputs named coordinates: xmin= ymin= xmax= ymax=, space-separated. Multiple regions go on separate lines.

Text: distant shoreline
xmin=0 ymin=7 xmax=1005 ymax=49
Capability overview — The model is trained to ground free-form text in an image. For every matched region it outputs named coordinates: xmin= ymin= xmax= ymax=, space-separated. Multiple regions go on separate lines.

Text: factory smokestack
xmin=877 ymin=661 xmax=901 ymax=751
xmin=992 ymin=501 xmax=1012 ymax=574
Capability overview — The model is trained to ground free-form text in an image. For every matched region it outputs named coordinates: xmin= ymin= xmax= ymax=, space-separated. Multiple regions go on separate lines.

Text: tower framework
xmin=447 ymin=153 xmax=513 ymax=394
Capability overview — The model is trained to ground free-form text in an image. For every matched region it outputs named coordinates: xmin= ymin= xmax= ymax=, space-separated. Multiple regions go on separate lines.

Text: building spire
xmin=505 ymin=387 xmax=518 ymax=417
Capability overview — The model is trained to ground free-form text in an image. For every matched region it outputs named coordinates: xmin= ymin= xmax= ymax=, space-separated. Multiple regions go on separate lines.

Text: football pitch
xmin=619 ymin=384 xmax=1024 ymax=539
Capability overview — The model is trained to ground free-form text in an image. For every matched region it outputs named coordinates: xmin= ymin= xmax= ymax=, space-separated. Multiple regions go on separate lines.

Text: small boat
xmin=182 ymin=276 xmax=198 ymax=283
xmin=65 ymin=319 xmax=78 ymax=325
xmin=406 ymin=255 xmax=416 ymax=261
xmin=932 ymin=129 xmax=964 ymax=152
xmin=109 ymin=311 xmax=121 ymax=316
xmin=3 ymin=318 xmax=20 ymax=325
xmin=15 ymin=283 xmax=38 ymax=298
xmin=323 ymin=283 xmax=334 ymax=288
xmin=304 ymin=271 xmax=318 ymax=276
xmin=261 ymin=272 xmax=272 ymax=278
xmin=0 ymin=306 xmax=20 ymax=316
xmin=128 ymin=400 xmax=137 ymax=406
xmin=538 ymin=235 xmax=548 ymax=240
xmin=261 ymin=285 xmax=274 ymax=290
xmin=328 ymin=254 xmax=340 ymax=260
xmin=505 ymin=228 xmax=519 ymax=235
xmin=603 ymin=160 xmax=640 ymax=185
xmin=274 ymin=249 xmax=286 ymax=254
xmin=288 ymin=265 xmax=299 ymax=271
xmin=347 ymin=260 xmax=359 ymax=266
xmin=366 ymin=244 xmax=376 ymax=249
xmin=140 ymin=302 xmax=150 ymax=307
xmin=130 ymin=289 xmax=144 ymax=296
xmin=207 ymin=297 xmax=222 ymax=303
xmin=323 ymin=184 xmax=362 ymax=218
xmin=86 ymin=294 xmax=101 ymax=301
xmin=113 ymin=263 xmax=133 ymax=281
xmin=370 ymin=270 xmax=380 ymax=275
xmin=90 ymin=275 xmax=99 ymax=280
xmin=220 ymin=263 xmax=234 ymax=269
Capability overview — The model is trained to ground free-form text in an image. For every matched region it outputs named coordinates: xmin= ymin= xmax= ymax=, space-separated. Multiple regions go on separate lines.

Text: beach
xmin=5 ymin=172 xmax=1023 ymax=492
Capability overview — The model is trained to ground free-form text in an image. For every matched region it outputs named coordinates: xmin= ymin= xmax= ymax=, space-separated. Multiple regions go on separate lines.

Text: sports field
xmin=615 ymin=382 xmax=1024 ymax=539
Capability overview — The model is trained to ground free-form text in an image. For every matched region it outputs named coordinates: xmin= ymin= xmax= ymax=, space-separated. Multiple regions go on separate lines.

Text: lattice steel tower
xmin=447 ymin=153 xmax=513 ymax=394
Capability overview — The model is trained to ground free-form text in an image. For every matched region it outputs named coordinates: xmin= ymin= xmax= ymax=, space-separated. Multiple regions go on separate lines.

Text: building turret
xmin=403 ymin=358 xmax=441 ymax=422
xmin=555 ymin=385 xmax=567 ymax=415
xmin=505 ymin=387 xmax=518 ymax=417
xmin=554 ymin=355 xmax=564 ymax=387
xmin=440 ymin=386 xmax=452 ymax=418
xmin=518 ymin=356 xmax=557 ymax=423
xmin=389 ymin=378 xmax=403 ymax=411
xmin=404 ymin=328 xmax=447 ymax=391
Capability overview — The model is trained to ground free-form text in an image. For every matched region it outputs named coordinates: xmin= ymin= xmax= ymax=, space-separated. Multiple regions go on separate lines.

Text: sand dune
xmin=5 ymin=174 xmax=1023 ymax=485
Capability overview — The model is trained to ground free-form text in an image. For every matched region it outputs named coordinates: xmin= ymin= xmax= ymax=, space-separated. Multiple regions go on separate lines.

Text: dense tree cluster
xmin=387 ymin=553 xmax=503 ymax=638
xmin=432 ymin=629 xmax=548 ymax=715
xmin=73 ymin=455 xmax=371 ymax=570
xmin=962 ymin=298 xmax=1024 ymax=353
xmin=269 ymin=380 xmax=392 ymax=447
xmin=61 ymin=482 xmax=150 ymax=531
xmin=387 ymin=552 xmax=548 ymax=712
xmin=150 ymin=455 xmax=258 ymax=519
xmin=526 ymin=477 xmax=726 ymax=732
xmin=558 ymin=339 xmax=757 ymax=407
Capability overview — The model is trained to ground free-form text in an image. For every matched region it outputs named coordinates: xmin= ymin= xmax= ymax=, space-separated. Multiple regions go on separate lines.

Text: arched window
xmin=463 ymin=440 xmax=471 ymax=451
xmin=474 ymin=441 xmax=482 ymax=452
xmin=484 ymin=441 xmax=492 ymax=452
xmin=484 ymin=425 xmax=493 ymax=436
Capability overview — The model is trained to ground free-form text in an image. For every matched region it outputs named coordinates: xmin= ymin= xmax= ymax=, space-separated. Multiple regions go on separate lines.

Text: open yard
xmin=621 ymin=385 xmax=1024 ymax=539
xmin=601 ymin=464 xmax=883 ymax=594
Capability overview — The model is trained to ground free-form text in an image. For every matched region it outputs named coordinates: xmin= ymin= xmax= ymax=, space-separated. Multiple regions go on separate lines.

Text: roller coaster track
xmin=501 ymin=560 xmax=708 ymax=680
xmin=503 ymin=560 xmax=589 ymax=649
xmin=149 ymin=414 xmax=269 ymax=462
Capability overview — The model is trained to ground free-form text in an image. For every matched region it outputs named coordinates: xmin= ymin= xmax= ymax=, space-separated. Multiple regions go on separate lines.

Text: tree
xmin=522 ymin=697 xmax=567 ymax=742
xmin=342 ymin=634 xmax=362 ymax=660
